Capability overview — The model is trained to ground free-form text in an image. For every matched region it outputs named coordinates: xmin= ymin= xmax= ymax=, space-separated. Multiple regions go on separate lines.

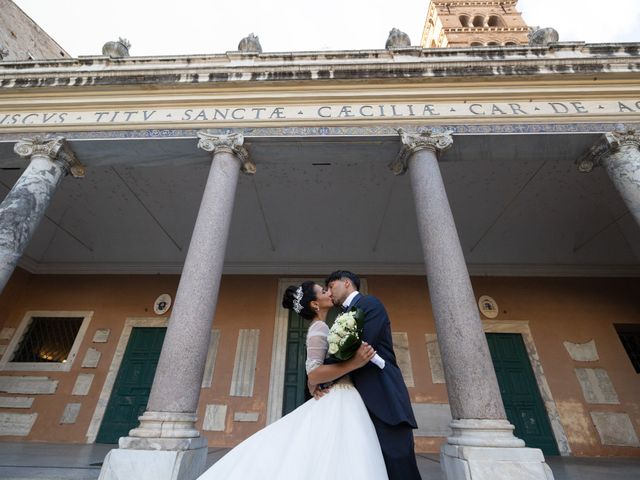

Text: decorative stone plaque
xmin=234 ymin=411 xmax=259 ymax=422
xmin=0 ymin=412 xmax=37 ymax=435
xmin=591 ymin=412 xmax=640 ymax=447
xmin=0 ymin=396 xmax=34 ymax=408
xmin=0 ymin=376 xmax=58 ymax=394
xmin=81 ymin=348 xmax=101 ymax=368
xmin=425 ymin=333 xmax=446 ymax=384
xmin=563 ymin=340 xmax=599 ymax=362
xmin=203 ymin=404 xmax=227 ymax=431
xmin=392 ymin=332 xmax=415 ymax=387
xmin=60 ymin=403 xmax=81 ymax=424
xmin=574 ymin=368 xmax=619 ymax=404
xmin=478 ymin=295 xmax=499 ymax=319
xmin=92 ymin=329 xmax=111 ymax=343
xmin=72 ymin=374 xmax=94 ymax=396
xmin=153 ymin=294 xmax=172 ymax=315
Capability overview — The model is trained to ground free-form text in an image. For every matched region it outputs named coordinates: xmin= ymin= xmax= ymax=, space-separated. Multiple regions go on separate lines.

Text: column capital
xmin=389 ymin=128 xmax=453 ymax=175
xmin=13 ymin=136 xmax=85 ymax=178
xmin=577 ymin=129 xmax=640 ymax=173
xmin=197 ymin=132 xmax=256 ymax=175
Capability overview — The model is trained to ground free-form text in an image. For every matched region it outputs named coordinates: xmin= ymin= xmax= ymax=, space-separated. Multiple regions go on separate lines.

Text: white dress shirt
xmin=342 ymin=291 xmax=360 ymax=310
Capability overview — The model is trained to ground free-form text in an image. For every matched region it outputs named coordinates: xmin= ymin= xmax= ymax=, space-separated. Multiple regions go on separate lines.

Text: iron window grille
xmin=11 ymin=316 xmax=84 ymax=363
xmin=0 ymin=311 xmax=93 ymax=372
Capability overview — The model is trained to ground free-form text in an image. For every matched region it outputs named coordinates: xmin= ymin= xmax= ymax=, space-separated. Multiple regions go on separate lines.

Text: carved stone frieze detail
xmin=577 ymin=129 xmax=640 ymax=172
xmin=197 ymin=132 xmax=255 ymax=175
xmin=14 ymin=137 xmax=85 ymax=178
xmin=390 ymin=128 xmax=453 ymax=175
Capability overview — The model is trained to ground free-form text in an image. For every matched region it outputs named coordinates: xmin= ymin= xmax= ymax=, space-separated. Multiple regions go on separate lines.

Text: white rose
xmin=328 ymin=343 xmax=339 ymax=355
xmin=328 ymin=333 xmax=339 ymax=345
xmin=345 ymin=317 xmax=356 ymax=329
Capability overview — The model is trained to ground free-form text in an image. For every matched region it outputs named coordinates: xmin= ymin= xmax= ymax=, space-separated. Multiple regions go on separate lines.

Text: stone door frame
xmin=85 ymin=316 xmax=168 ymax=443
xmin=482 ymin=319 xmax=571 ymax=455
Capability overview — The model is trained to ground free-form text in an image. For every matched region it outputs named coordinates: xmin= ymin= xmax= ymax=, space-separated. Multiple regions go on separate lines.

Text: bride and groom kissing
xmin=197 ymin=270 xmax=421 ymax=480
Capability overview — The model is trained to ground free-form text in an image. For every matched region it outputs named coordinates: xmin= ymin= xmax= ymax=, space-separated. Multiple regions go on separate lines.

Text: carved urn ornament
xmin=0 ymin=45 xmax=8 ymax=60
xmin=528 ymin=27 xmax=559 ymax=46
xmin=385 ymin=28 xmax=411 ymax=49
xmin=102 ymin=38 xmax=131 ymax=58
xmin=238 ymin=33 xmax=262 ymax=53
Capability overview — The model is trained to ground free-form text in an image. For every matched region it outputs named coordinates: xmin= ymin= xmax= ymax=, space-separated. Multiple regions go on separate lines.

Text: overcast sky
xmin=13 ymin=0 xmax=640 ymax=57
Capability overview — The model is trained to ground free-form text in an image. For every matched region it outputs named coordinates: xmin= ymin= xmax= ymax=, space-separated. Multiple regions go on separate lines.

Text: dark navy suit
xmin=347 ymin=293 xmax=421 ymax=480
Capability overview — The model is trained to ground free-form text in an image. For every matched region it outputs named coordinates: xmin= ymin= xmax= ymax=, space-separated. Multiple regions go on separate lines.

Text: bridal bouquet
xmin=327 ymin=308 xmax=385 ymax=369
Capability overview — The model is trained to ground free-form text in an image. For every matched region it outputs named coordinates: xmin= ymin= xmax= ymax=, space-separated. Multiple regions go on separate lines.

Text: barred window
xmin=1 ymin=311 xmax=92 ymax=372
xmin=11 ymin=317 xmax=84 ymax=363
xmin=615 ymin=324 xmax=640 ymax=373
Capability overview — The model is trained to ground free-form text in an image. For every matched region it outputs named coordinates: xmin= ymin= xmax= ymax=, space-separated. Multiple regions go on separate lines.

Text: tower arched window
xmin=472 ymin=15 xmax=485 ymax=27
xmin=487 ymin=15 xmax=505 ymax=27
xmin=459 ymin=15 xmax=472 ymax=27
xmin=470 ymin=42 xmax=483 ymax=47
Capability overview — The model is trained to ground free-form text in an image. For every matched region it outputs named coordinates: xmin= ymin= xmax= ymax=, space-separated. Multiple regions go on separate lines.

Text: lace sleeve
xmin=305 ymin=321 xmax=329 ymax=374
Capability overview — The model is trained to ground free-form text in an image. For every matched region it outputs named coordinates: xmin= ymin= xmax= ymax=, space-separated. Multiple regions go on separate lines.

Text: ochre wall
xmin=0 ymin=270 xmax=638 ymax=457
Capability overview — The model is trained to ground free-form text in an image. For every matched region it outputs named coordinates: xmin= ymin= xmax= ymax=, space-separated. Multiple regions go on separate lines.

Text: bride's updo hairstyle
xmin=282 ymin=281 xmax=317 ymax=320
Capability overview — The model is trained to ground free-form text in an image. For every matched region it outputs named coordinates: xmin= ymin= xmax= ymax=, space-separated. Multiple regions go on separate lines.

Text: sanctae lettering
xmin=0 ymin=99 xmax=638 ymax=129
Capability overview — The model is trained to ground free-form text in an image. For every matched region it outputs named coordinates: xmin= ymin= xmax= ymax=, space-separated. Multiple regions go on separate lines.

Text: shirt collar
xmin=342 ymin=291 xmax=360 ymax=309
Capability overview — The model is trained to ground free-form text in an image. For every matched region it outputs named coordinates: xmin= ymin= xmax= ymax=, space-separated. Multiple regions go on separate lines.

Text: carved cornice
xmin=197 ymin=132 xmax=255 ymax=175
xmin=13 ymin=136 xmax=85 ymax=178
xmin=577 ymin=129 xmax=640 ymax=172
xmin=389 ymin=128 xmax=453 ymax=175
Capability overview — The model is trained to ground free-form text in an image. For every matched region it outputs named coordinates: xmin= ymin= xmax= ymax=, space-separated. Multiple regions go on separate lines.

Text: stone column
xmin=577 ymin=129 xmax=640 ymax=227
xmin=392 ymin=129 xmax=553 ymax=480
xmin=100 ymin=133 xmax=255 ymax=480
xmin=0 ymin=137 xmax=83 ymax=293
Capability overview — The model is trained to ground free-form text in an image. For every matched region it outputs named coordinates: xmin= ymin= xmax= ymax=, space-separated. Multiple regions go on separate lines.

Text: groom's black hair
xmin=325 ymin=270 xmax=361 ymax=291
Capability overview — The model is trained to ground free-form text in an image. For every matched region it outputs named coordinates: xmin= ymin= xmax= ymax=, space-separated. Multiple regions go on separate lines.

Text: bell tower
xmin=421 ymin=1 xmax=531 ymax=48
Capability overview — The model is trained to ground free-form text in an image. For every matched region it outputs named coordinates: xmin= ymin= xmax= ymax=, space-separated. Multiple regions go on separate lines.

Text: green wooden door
xmin=282 ymin=308 xmax=340 ymax=416
xmin=486 ymin=333 xmax=559 ymax=456
xmin=282 ymin=311 xmax=309 ymax=416
xmin=96 ymin=327 xmax=166 ymax=443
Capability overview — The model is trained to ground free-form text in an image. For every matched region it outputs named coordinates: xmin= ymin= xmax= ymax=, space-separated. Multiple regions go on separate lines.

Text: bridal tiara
xmin=293 ymin=286 xmax=304 ymax=314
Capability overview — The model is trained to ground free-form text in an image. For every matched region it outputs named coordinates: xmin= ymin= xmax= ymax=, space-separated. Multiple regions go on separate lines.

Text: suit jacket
xmin=348 ymin=293 xmax=417 ymax=428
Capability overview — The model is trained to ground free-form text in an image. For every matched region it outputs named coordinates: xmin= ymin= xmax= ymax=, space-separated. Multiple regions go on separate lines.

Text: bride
xmin=197 ymin=281 xmax=389 ymax=479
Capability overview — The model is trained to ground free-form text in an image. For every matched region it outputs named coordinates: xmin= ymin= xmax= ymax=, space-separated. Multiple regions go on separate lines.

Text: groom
xmin=325 ymin=270 xmax=421 ymax=480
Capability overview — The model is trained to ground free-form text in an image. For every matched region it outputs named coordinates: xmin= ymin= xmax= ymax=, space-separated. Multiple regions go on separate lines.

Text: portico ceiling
xmin=1 ymin=132 xmax=638 ymax=276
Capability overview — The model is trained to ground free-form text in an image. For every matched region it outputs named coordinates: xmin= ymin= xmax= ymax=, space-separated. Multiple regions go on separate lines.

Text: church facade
xmin=0 ymin=1 xmax=639 ymax=478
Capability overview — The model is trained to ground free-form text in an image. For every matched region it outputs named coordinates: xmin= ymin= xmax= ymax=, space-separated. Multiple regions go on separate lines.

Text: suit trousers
xmin=370 ymin=415 xmax=422 ymax=480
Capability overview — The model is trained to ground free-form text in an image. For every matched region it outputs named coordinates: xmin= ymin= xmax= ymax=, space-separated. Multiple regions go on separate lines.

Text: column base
xmin=98 ymin=411 xmax=208 ymax=480
xmin=98 ymin=444 xmax=208 ymax=480
xmin=126 ymin=411 xmax=201 ymax=441
xmin=441 ymin=444 xmax=554 ymax=480
xmin=441 ymin=419 xmax=554 ymax=480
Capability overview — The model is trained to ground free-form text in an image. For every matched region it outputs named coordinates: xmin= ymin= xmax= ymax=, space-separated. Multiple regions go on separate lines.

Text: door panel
xmin=486 ymin=333 xmax=559 ymax=456
xmin=96 ymin=327 xmax=166 ymax=443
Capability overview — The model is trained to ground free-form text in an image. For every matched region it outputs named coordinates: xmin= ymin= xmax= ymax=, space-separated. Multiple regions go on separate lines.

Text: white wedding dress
xmin=197 ymin=320 xmax=388 ymax=480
